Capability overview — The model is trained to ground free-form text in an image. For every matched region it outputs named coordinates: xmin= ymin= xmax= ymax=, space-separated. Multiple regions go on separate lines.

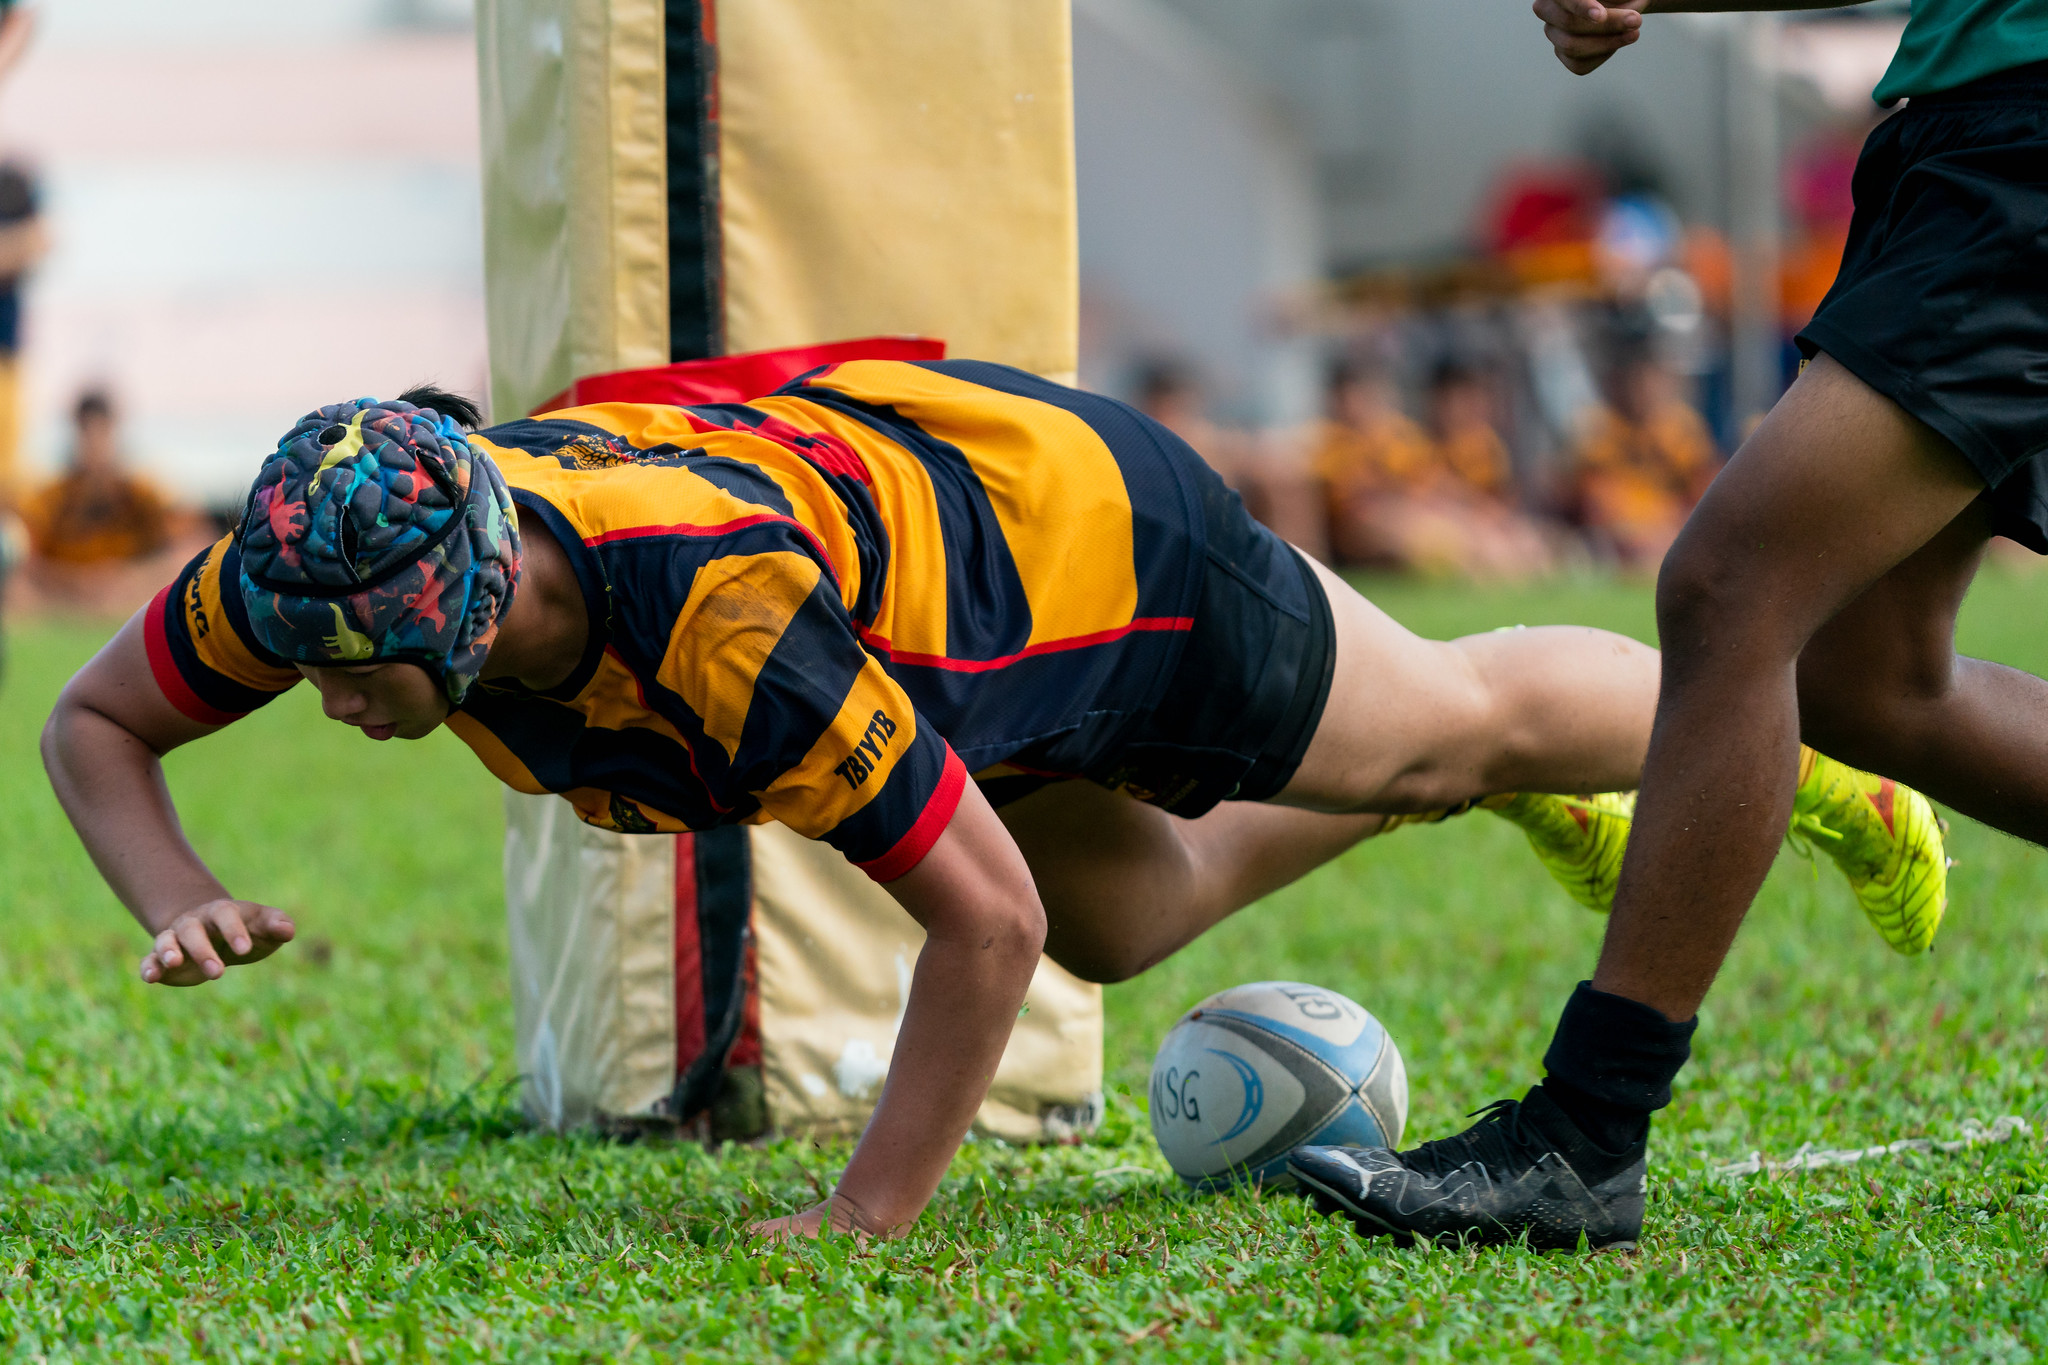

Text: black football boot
xmin=1286 ymin=1084 xmax=1645 ymax=1252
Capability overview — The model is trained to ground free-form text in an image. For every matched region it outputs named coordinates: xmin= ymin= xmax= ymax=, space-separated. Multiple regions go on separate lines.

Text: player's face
xmin=297 ymin=661 xmax=450 ymax=741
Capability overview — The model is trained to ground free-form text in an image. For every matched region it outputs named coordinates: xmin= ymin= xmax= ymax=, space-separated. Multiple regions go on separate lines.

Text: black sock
xmin=1538 ymin=980 xmax=1697 ymax=1155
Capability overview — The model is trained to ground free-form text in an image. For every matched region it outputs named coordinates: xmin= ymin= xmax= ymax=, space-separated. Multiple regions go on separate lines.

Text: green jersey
xmin=1873 ymin=0 xmax=2048 ymax=104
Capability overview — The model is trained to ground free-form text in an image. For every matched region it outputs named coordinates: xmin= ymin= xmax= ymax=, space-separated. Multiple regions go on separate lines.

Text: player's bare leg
xmin=1277 ymin=557 xmax=1660 ymax=813
xmin=1005 ymin=559 xmax=1667 ymax=983
xmin=1798 ymin=500 xmax=2048 ymax=844
xmin=1592 ymin=356 xmax=1981 ymax=1022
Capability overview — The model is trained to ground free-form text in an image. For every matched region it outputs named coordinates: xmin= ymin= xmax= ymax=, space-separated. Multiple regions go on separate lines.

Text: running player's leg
xmin=1287 ymin=355 xmax=1985 ymax=1251
xmin=1277 ymin=556 xmax=1660 ymax=813
xmin=1798 ymin=499 xmax=2048 ymax=844
xmin=1589 ymin=355 xmax=1980 ymax=1021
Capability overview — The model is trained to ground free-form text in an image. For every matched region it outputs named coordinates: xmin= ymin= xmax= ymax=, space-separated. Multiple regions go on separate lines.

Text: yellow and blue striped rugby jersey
xmin=146 ymin=360 xmax=1208 ymax=880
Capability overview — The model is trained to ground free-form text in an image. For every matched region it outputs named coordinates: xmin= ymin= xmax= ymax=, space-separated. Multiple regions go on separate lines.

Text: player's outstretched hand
xmin=748 ymin=1195 xmax=887 ymax=1245
xmin=1534 ymin=0 xmax=1648 ymax=74
xmin=140 ymin=899 xmax=296 ymax=986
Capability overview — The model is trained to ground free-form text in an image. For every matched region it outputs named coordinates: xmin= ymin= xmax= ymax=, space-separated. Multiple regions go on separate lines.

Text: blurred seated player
xmin=24 ymin=389 xmax=170 ymax=565
xmin=1314 ymin=357 xmax=1434 ymax=559
xmin=1319 ymin=358 xmax=1555 ymax=579
xmin=1569 ymin=332 xmax=1720 ymax=572
xmin=42 ymin=366 xmax=1942 ymax=1244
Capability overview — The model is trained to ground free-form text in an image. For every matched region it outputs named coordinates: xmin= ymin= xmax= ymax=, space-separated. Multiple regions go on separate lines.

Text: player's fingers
xmin=247 ymin=904 xmax=297 ymax=943
xmin=1533 ymin=0 xmax=1638 ymax=35
xmin=173 ymin=917 xmax=226 ymax=980
xmin=206 ymin=903 xmax=254 ymax=958
xmin=143 ymin=948 xmax=206 ymax=987
xmin=153 ymin=927 xmax=184 ymax=970
xmin=1533 ymin=0 xmax=1604 ymax=25
xmin=1543 ymin=22 xmax=1637 ymax=59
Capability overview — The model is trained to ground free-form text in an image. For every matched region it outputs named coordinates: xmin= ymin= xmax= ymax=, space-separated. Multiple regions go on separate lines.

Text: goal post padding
xmin=476 ymin=0 xmax=1099 ymax=1140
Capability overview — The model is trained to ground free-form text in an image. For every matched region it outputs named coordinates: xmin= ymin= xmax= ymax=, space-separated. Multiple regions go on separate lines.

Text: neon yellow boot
xmin=1485 ymin=790 xmax=1637 ymax=915
xmin=1379 ymin=792 xmax=1633 ymax=913
xmin=1789 ymin=747 xmax=1949 ymax=955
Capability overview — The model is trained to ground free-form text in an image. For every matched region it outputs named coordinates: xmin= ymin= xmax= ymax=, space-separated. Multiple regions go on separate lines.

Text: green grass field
xmin=2 ymin=572 xmax=2044 ymax=1362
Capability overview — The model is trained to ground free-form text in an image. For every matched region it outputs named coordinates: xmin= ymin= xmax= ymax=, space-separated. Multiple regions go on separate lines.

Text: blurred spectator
xmin=1425 ymin=360 xmax=1515 ymax=502
xmin=0 ymin=155 xmax=41 ymax=512
xmin=1137 ymin=357 xmax=1328 ymax=560
xmin=1571 ymin=330 xmax=1720 ymax=573
xmin=1135 ymin=358 xmax=1242 ymax=473
xmin=1781 ymin=122 xmax=1866 ymax=363
xmin=0 ymin=2 xmax=41 ymax=676
xmin=1316 ymin=360 xmax=1433 ymax=512
xmin=1316 ymin=357 xmax=1555 ymax=580
xmin=23 ymin=389 xmax=172 ymax=565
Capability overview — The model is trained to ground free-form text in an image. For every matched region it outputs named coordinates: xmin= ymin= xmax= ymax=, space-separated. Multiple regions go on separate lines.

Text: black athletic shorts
xmin=1080 ymin=462 xmax=1337 ymax=818
xmin=1796 ymin=59 xmax=2048 ymax=552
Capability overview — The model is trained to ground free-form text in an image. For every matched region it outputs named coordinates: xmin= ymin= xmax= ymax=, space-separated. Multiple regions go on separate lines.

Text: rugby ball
xmin=1147 ymin=981 xmax=1406 ymax=1190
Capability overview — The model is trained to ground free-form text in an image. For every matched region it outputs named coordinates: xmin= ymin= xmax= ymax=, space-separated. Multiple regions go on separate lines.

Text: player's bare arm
xmin=1536 ymin=0 xmax=1870 ymax=75
xmin=750 ymin=784 xmax=1046 ymax=1241
xmin=42 ymin=613 xmax=296 ymax=985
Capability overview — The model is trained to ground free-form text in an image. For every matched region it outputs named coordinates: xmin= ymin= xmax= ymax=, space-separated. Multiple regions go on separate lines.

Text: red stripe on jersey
xmin=856 ymin=616 xmax=1194 ymax=674
xmin=143 ymin=585 xmax=244 ymax=727
xmin=857 ymin=746 xmax=968 ymax=883
xmin=583 ymin=514 xmax=838 ymax=580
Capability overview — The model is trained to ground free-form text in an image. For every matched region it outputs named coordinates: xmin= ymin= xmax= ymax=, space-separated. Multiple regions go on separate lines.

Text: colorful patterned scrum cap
xmin=236 ymin=396 xmax=521 ymax=705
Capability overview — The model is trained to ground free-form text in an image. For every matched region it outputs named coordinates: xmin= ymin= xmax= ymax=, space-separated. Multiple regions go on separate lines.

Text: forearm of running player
xmin=42 ymin=611 xmax=296 ymax=983
xmin=1537 ymin=0 xmax=1868 ymax=76
xmin=1641 ymin=1 xmax=1869 ymax=11
xmin=832 ymin=785 xmax=1046 ymax=1236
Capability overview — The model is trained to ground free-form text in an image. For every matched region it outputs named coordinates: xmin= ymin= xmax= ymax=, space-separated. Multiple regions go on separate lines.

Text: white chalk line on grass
xmin=1713 ymin=1115 xmax=2031 ymax=1180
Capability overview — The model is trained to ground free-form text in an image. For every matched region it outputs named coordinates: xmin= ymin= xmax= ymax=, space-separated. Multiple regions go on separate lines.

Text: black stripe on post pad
xmin=672 ymin=823 xmax=753 ymax=1119
xmin=665 ymin=0 xmax=723 ymax=361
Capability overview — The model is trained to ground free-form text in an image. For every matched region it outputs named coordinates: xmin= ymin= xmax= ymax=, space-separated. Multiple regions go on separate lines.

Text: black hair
xmin=1426 ymin=357 xmax=1484 ymax=392
xmin=1133 ymin=357 xmax=1198 ymax=405
xmin=1329 ymin=355 xmax=1389 ymax=394
xmin=397 ymin=384 xmax=483 ymax=430
xmin=73 ymin=387 xmax=114 ymax=425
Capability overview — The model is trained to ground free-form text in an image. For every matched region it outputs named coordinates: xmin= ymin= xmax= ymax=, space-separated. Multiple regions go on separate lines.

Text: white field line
xmin=1713 ymin=1115 xmax=2031 ymax=1180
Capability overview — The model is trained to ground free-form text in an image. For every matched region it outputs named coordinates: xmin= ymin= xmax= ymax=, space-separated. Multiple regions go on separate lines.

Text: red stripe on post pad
xmin=673 ymin=832 xmax=706 ymax=1080
xmin=856 ymin=747 xmax=969 ymax=883
xmin=142 ymin=585 xmax=243 ymax=727
xmin=532 ymin=335 xmax=947 ymax=414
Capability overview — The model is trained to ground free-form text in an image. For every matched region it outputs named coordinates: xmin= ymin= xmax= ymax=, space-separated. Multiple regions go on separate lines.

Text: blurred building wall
xmin=1074 ymin=0 xmax=1324 ymax=427
xmin=1157 ymin=0 xmax=1731 ymax=266
xmin=0 ymin=0 xmax=482 ymax=508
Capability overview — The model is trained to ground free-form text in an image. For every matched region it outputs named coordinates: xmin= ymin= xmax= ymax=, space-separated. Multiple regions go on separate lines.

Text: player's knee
xmin=1043 ymin=932 xmax=1150 ymax=985
xmin=1653 ymin=543 xmax=1735 ymax=644
xmin=1652 ymin=531 xmax=1801 ymax=667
